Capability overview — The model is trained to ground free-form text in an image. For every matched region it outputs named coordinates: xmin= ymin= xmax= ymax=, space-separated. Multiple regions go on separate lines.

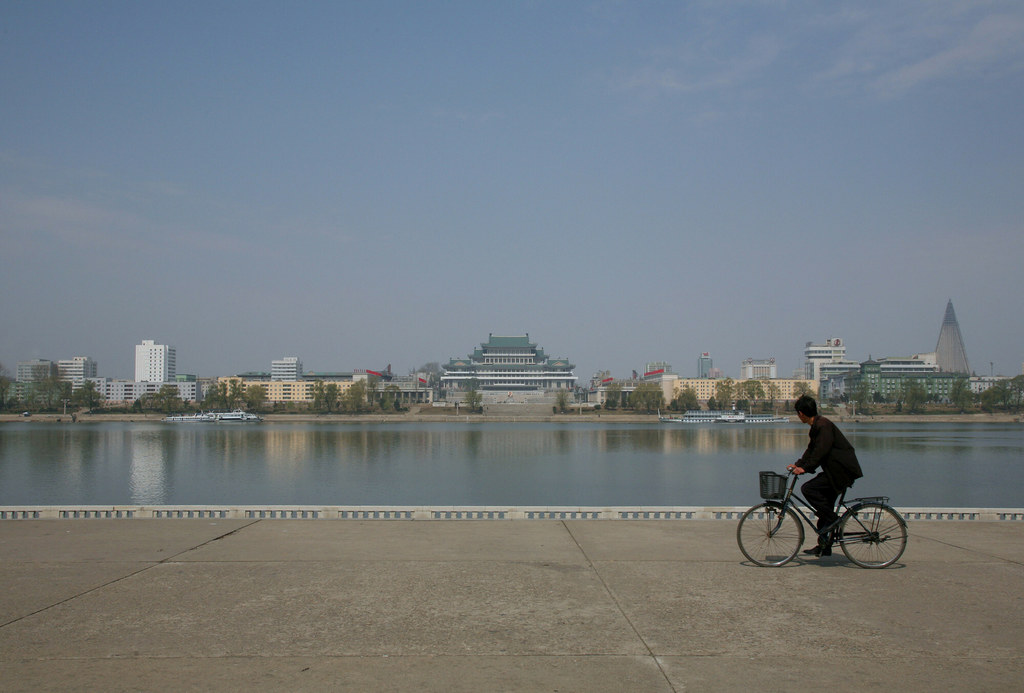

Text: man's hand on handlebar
xmin=787 ymin=464 xmax=806 ymax=475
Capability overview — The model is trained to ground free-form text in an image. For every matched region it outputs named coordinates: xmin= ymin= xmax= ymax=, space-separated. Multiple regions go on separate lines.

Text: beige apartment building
xmin=671 ymin=377 xmax=817 ymax=404
xmin=217 ymin=376 xmax=355 ymax=404
xmin=216 ymin=372 xmax=433 ymax=406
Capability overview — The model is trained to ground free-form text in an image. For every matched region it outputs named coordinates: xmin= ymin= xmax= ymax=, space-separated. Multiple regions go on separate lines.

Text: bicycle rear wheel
xmin=737 ymin=502 xmax=804 ymax=567
xmin=839 ymin=503 xmax=907 ymax=568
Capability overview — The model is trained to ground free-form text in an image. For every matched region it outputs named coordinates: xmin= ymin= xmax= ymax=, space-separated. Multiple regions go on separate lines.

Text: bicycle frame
xmin=765 ymin=472 xmax=827 ymax=536
xmin=770 ymin=473 xmax=892 ymax=547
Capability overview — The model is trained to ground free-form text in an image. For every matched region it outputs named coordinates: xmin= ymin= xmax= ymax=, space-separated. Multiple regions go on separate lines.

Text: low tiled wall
xmin=1 ymin=505 xmax=1022 ymax=521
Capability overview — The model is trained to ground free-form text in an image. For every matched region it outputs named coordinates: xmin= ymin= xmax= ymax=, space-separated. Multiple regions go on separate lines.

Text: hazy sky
xmin=3 ymin=1 xmax=1023 ymax=381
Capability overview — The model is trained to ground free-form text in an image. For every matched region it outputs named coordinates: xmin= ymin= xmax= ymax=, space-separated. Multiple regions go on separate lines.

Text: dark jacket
xmin=798 ymin=416 xmax=863 ymax=490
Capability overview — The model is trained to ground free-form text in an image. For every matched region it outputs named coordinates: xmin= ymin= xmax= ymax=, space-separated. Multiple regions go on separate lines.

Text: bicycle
xmin=736 ymin=470 xmax=908 ymax=568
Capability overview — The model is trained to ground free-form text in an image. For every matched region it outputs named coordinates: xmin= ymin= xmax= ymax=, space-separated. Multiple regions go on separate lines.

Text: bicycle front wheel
xmin=839 ymin=503 xmax=907 ymax=568
xmin=737 ymin=502 xmax=804 ymax=567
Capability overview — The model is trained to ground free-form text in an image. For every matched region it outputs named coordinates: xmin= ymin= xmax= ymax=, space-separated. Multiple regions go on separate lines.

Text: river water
xmin=1 ymin=422 xmax=1022 ymax=508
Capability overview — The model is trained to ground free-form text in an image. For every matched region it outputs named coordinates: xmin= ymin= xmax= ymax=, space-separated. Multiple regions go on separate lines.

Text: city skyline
xmin=6 ymin=299 xmax=1006 ymax=383
xmin=3 ymin=3 xmax=1022 ymax=382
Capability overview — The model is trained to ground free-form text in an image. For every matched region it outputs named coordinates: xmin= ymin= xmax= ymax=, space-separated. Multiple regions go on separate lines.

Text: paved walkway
xmin=2 ymin=519 xmax=1022 ymax=692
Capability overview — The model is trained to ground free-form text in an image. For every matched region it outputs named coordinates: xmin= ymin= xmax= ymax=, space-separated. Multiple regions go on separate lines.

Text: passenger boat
xmin=163 ymin=410 xmax=262 ymax=423
xmin=658 ymin=410 xmax=788 ymax=424
xmin=163 ymin=413 xmax=217 ymax=423
xmin=744 ymin=414 xmax=791 ymax=423
xmin=212 ymin=410 xmax=263 ymax=422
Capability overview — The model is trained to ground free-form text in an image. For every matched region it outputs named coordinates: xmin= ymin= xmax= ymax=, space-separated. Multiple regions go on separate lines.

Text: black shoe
xmin=802 ymin=545 xmax=832 ymax=557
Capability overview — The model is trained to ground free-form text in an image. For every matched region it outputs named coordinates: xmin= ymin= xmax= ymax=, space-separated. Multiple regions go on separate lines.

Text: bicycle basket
xmin=758 ymin=471 xmax=787 ymax=500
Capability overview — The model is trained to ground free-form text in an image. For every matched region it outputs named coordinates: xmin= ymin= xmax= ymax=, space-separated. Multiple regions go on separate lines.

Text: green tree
xmin=227 ymin=380 xmax=245 ymax=409
xmin=554 ymin=389 xmax=570 ymax=413
xmin=324 ymin=383 xmax=340 ymax=412
xmin=950 ymin=377 xmax=973 ymax=413
xmin=794 ymin=381 xmax=814 ymax=399
xmin=852 ymin=381 xmax=872 ymax=415
xmin=343 ymin=380 xmax=367 ymax=413
xmin=381 ymin=385 xmax=400 ymax=412
xmin=0 ymin=362 xmax=11 ymax=411
xmin=765 ymin=382 xmax=780 ymax=410
xmin=716 ymin=378 xmax=735 ymax=409
xmin=629 ymin=382 xmax=664 ymax=413
xmin=673 ymin=386 xmax=698 ymax=412
xmin=742 ymin=380 xmax=764 ymax=409
xmin=35 ymin=376 xmax=69 ymax=410
xmin=207 ymin=382 xmax=229 ymax=410
xmin=1007 ymin=375 xmax=1024 ymax=412
xmin=312 ymin=380 xmax=326 ymax=412
xmin=245 ymin=384 xmax=267 ymax=412
xmin=904 ymin=380 xmax=927 ymax=413
xmin=604 ymin=382 xmax=622 ymax=410
xmin=72 ymin=380 xmax=104 ymax=411
xmin=155 ymin=384 xmax=183 ymax=413
xmin=979 ymin=384 xmax=1006 ymax=412
xmin=463 ymin=379 xmax=482 ymax=412
xmin=366 ymin=376 xmax=380 ymax=411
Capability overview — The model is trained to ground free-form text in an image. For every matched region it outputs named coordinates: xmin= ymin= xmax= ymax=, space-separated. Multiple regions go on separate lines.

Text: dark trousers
xmin=802 ymin=474 xmax=840 ymax=543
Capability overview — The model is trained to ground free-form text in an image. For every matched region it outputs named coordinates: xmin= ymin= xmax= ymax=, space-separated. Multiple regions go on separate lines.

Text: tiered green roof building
xmin=441 ymin=334 xmax=576 ymax=392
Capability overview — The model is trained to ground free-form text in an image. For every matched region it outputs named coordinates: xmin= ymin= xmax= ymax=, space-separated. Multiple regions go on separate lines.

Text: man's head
xmin=794 ymin=395 xmax=818 ymax=421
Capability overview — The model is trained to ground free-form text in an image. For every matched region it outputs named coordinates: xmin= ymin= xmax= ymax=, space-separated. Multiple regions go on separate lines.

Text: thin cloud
xmin=2 ymin=187 xmax=245 ymax=260
xmin=610 ymin=3 xmax=1024 ymax=103
xmin=811 ymin=2 xmax=1024 ymax=97
xmin=613 ymin=34 xmax=781 ymax=97
xmin=871 ymin=13 xmax=1024 ymax=95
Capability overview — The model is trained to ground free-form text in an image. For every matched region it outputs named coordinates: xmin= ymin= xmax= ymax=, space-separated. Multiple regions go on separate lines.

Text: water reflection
xmin=129 ymin=432 xmax=170 ymax=504
xmin=1 ymin=422 xmax=1021 ymax=507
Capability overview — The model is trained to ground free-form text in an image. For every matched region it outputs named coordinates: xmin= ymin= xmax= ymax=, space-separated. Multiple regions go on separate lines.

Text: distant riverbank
xmin=2 ymin=411 xmax=1021 ymax=424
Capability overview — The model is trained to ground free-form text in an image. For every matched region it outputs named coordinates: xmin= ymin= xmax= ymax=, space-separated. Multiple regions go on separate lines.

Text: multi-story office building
xmin=969 ymin=375 xmax=1010 ymax=395
xmin=135 ymin=340 xmax=176 ymax=382
xmin=803 ymin=338 xmax=859 ymax=382
xmin=92 ymin=378 xmax=199 ymax=404
xmin=271 ymin=357 xmax=303 ymax=381
xmin=740 ymin=358 xmax=777 ymax=380
xmin=697 ymin=353 xmax=713 ymax=378
xmin=643 ymin=362 xmax=674 ymax=379
xmin=16 ymin=359 xmax=57 ymax=382
xmin=58 ymin=356 xmax=98 ymax=387
xmin=441 ymin=334 xmax=576 ymax=393
xmin=821 ymin=354 xmax=953 ymax=402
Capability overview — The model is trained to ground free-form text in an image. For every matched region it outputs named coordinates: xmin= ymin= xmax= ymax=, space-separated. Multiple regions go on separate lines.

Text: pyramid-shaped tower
xmin=935 ymin=300 xmax=970 ymax=374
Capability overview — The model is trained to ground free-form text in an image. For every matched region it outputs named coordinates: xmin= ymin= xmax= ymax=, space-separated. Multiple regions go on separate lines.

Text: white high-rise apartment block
xmin=135 ymin=339 xmax=176 ymax=382
xmin=803 ymin=338 xmax=855 ymax=382
xmin=272 ymin=357 xmax=303 ymax=381
xmin=58 ymin=356 xmax=98 ymax=387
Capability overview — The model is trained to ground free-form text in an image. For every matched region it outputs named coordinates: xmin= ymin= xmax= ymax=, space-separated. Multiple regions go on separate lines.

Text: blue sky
xmin=2 ymin=1 xmax=1023 ymax=381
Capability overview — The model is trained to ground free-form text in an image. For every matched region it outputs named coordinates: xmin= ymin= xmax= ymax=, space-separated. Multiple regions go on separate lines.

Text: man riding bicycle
xmin=787 ymin=395 xmax=863 ymax=557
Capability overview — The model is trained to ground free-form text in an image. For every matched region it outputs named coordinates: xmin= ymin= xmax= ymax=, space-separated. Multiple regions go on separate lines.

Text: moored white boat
xmin=163 ymin=413 xmax=217 ymax=423
xmin=659 ymin=410 xmax=789 ymax=424
xmin=164 ymin=410 xmax=262 ymax=423
xmin=213 ymin=410 xmax=263 ymax=422
xmin=744 ymin=414 xmax=790 ymax=423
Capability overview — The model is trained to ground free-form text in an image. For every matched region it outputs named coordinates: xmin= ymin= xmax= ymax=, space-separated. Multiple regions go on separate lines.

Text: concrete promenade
xmin=2 ymin=519 xmax=1022 ymax=692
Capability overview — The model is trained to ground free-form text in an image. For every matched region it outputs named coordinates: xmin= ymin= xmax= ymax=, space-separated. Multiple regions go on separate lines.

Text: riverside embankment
xmin=1 ymin=518 xmax=1022 ymax=691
